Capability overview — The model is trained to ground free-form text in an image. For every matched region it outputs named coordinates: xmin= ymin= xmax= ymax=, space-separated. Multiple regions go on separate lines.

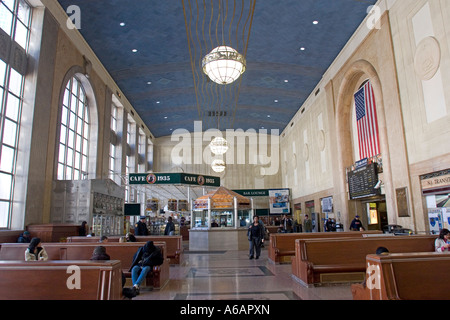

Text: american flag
xmin=354 ymin=81 xmax=380 ymax=160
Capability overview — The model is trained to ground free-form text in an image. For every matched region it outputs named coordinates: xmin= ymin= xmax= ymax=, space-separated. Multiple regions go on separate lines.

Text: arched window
xmin=57 ymin=76 xmax=90 ymax=180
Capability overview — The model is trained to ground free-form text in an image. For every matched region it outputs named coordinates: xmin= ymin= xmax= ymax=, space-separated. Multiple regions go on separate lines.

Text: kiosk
xmin=190 ymin=187 xmax=253 ymax=251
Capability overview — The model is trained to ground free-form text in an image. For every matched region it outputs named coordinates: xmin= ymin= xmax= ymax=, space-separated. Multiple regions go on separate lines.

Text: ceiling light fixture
xmin=211 ymin=159 xmax=226 ymax=173
xmin=209 ymin=137 xmax=229 ymax=155
xmin=202 ymin=46 xmax=246 ymax=85
xmin=201 ymin=1 xmax=246 ymax=85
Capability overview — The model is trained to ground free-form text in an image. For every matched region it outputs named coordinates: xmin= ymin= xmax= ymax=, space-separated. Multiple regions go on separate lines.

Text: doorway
xmin=362 ymin=200 xmax=388 ymax=231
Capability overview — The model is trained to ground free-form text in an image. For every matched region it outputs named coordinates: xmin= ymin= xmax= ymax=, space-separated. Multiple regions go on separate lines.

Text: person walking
xmin=303 ymin=214 xmax=312 ymax=233
xmin=350 ymin=215 xmax=363 ymax=231
xmin=164 ymin=216 xmax=175 ymax=235
xmin=247 ymin=216 xmax=265 ymax=260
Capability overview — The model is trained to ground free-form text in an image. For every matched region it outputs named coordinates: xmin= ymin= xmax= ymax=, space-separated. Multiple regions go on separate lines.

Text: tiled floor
xmin=132 ymin=243 xmax=354 ymax=301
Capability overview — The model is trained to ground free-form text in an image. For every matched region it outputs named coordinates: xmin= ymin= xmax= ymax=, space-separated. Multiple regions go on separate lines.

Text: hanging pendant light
xmin=202 ymin=46 xmax=246 ymax=85
xmin=211 ymin=159 xmax=226 ymax=173
xmin=209 ymin=136 xmax=229 ymax=155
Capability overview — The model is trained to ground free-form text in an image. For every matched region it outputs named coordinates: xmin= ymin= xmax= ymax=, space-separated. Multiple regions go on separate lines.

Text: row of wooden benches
xmin=66 ymin=235 xmax=184 ymax=265
xmin=0 ymin=237 xmax=181 ymax=300
xmin=268 ymin=231 xmax=448 ymax=300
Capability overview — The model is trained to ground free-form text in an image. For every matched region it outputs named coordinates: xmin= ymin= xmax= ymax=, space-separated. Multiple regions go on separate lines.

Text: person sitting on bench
xmin=129 ymin=241 xmax=164 ymax=294
xmin=25 ymin=238 xmax=48 ymax=261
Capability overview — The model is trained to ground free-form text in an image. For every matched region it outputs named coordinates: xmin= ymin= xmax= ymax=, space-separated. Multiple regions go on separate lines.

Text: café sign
xmin=129 ymin=173 xmax=220 ymax=187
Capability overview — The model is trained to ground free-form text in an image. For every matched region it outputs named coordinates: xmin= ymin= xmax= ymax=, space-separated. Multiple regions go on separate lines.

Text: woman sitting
xmin=25 ymin=237 xmax=48 ymax=261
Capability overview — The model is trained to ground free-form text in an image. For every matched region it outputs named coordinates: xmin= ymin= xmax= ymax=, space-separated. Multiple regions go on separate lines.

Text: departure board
xmin=347 ymin=163 xmax=381 ymax=199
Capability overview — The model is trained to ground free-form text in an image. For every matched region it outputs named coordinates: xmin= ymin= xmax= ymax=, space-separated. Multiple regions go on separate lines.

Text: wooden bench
xmin=0 ymin=260 xmax=123 ymax=300
xmin=66 ymin=235 xmax=184 ymax=265
xmin=268 ymin=231 xmax=383 ymax=264
xmin=351 ymin=252 xmax=450 ymax=300
xmin=0 ymin=242 xmax=170 ymax=289
xmin=291 ymin=235 xmax=437 ymax=287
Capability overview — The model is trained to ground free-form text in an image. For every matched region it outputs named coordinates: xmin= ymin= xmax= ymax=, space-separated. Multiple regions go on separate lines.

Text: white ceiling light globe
xmin=202 ymin=46 xmax=246 ymax=85
xmin=209 ymin=137 xmax=229 ymax=155
xmin=211 ymin=159 xmax=226 ymax=173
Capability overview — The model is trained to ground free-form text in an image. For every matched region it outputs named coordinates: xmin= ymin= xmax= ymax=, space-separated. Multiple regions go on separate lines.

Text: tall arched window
xmin=57 ymin=76 xmax=90 ymax=180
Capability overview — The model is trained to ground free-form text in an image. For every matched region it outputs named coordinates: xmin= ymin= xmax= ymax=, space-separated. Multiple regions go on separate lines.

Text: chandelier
xmin=211 ymin=159 xmax=226 ymax=173
xmin=209 ymin=137 xmax=229 ymax=155
xmin=202 ymin=46 xmax=246 ymax=85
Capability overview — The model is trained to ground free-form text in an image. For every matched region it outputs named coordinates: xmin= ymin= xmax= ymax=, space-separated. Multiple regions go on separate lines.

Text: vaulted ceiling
xmin=57 ymin=0 xmax=377 ymax=138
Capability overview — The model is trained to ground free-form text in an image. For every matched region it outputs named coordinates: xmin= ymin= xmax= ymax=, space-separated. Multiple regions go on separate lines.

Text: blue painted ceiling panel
xmin=57 ymin=0 xmax=377 ymax=137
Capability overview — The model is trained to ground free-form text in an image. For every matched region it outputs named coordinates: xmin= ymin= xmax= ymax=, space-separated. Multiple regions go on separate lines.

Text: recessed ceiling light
xmin=164 ymin=116 xmax=168 ymax=119
xmin=274 ymin=100 xmax=278 ymax=103
xmin=267 ymin=115 xmax=271 ymax=117
xmin=284 ymin=80 xmax=289 ymax=83
xmin=156 ymin=101 xmax=160 ymax=104
xmin=147 ymin=81 xmax=152 ymax=85
xmin=313 ymin=20 xmax=319 ymax=25
xmin=120 ymin=22 xmax=126 ymax=27
xmin=132 ymin=49 xmax=138 ymax=53
xmin=300 ymin=47 xmax=306 ymax=51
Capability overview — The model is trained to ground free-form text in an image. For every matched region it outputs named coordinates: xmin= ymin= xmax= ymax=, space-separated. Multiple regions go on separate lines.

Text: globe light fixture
xmin=211 ymin=159 xmax=226 ymax=173
xmin=209 ymin=137 xmax=229 ymax=155
xmin=202 ymin=46 xmax=246 ymax=85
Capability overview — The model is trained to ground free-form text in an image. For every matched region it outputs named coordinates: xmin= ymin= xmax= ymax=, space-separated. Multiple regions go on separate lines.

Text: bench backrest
xmin=365 ymin=252 xmax=450 ymax=300
xmin=296 ymin=235 xmax=437 ymax=266
xmin=0 ymin=260 xmax=122 ymax=300
xmin=270 ymin=231 xmax=383 ymax=250
xmin=67 ymin=235 xmax=182 ymax=251
xmin=269 ymin=231 xmax=383 ymax=263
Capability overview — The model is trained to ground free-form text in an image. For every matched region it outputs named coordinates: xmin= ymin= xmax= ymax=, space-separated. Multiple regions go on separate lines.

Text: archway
xmin=334 ymin=59 xmax=395 ymax=231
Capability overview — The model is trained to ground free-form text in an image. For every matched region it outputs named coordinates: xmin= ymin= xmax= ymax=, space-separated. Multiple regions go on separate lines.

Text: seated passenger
xmin=25 ymin=237 xmax=48 ymax=261
xmin=435 ymin=229 xmax=450 ymax=253
xmin=129 ymin=241 xmax=164 ymax=294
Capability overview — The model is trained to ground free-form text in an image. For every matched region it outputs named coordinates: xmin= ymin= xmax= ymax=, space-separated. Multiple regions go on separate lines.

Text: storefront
xmin=420 ymin=169 xmax=450 ymax=233
xmin=126 ymin=172 xmax=220 ymax=236
xmin=189 ymin=187 xmax=253 ymax=250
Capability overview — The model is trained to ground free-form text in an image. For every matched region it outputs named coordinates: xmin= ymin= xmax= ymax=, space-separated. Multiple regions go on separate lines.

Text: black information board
xmin=347 ymin=163 xmax=381 ymax=200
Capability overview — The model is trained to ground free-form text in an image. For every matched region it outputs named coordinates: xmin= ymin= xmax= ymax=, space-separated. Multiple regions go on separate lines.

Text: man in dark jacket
xmin=129 ymin=241 xmax=164 ymax=294
xmin=164 ymin=216 xmax=175 ymax=235
xmin=17 ymin=231 xmax=31 ymax=243
xmin=247 ymin=216 xmax=265 ymax=260
xmin=135 ymin=216 xmax=149 ymax=235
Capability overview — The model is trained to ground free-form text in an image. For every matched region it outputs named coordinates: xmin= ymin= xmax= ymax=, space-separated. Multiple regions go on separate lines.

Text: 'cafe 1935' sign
xmin=128 ymin=173 xmax=220 ymax=187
